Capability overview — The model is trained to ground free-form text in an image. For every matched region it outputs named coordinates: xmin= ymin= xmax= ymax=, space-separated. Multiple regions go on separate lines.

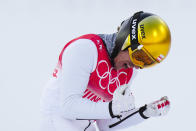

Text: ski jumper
xmin=40 ymin=34 xmax=146 ymax=131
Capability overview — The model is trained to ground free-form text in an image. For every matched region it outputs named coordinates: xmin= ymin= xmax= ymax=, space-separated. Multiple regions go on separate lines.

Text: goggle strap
xmin=130 ymin=11 xmax=143 ymax=51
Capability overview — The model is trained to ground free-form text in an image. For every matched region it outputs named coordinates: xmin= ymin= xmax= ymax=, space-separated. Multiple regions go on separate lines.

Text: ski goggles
xmin=122 ymin=34 xmax=156 ymax=68
xmin=128 ymin=46 xmax=156 ymax=68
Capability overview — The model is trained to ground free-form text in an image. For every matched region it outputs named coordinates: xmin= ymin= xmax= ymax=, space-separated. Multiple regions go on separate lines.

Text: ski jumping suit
xmin=40 ymin=34 xmax=148 ymax=131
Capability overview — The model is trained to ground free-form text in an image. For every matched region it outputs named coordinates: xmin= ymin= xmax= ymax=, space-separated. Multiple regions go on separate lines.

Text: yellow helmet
xmin=112 ymin=11 xmax=171 ymax=68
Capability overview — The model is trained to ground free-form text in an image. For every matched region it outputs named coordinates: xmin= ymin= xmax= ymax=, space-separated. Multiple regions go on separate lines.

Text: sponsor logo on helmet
xmin=140 ymin=24 xmax=145 ymax=39
xmin=131 ymin=19 xmax=137 ymax=40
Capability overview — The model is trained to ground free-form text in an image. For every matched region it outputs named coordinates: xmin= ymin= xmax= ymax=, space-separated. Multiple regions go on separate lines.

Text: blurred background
xmin=0 ymin=0 xmax=195 ymax=131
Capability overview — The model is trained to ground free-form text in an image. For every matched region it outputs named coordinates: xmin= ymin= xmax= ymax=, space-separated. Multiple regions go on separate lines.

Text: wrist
xmin=139 ymin=105 xmax=149 ymax=119
xmin=109 ymin=101 xmax=121 ymax=118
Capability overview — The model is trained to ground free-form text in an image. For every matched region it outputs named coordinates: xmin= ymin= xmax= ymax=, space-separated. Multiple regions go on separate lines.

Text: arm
xmin=97 ymin=97 xmax=170 ymax=131
xmin=58 ymin=39 xmax=111 ymax=119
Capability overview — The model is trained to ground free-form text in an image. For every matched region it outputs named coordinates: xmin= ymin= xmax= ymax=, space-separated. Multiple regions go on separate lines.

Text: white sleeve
xmin=58 ymin=39 xmax=111 ymax=120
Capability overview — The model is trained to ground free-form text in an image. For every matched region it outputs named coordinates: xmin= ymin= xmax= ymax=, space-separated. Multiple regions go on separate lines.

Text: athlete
xmin=40 ymin=11 xmax=171 ymax=131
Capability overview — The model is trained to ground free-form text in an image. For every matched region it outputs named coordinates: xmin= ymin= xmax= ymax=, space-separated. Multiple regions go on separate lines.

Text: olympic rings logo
xmin=96 ymin=60 xmax=127 ymax=95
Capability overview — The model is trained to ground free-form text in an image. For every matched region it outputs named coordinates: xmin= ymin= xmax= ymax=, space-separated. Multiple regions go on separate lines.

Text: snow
xmin=0 ymin=0 xmax=195 ymax=131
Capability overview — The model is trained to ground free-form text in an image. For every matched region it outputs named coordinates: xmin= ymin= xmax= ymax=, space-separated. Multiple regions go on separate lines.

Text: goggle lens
xmin=128 ymin=48 xmax=156 ymax=68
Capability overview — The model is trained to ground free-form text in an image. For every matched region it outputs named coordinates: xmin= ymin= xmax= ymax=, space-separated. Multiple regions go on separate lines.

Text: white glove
xmin=109 ymin=84 xmax=135 ymax=117
xmin=143 ymin=96 xmax=170 ymax=117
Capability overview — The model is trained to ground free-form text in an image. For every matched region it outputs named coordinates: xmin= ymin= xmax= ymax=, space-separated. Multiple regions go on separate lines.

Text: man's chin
xmin=114 ymin=64 xmax=134 ymax=70
xmin=114 ymin=64 xmax=123 ymax=70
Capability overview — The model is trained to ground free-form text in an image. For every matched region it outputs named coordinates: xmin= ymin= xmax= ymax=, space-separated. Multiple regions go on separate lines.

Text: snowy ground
xmin=0 ymin=0 xmax=196 ymax=131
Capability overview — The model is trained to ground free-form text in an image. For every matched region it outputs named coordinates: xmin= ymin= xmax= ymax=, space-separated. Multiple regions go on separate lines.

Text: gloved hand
xmin=143 ymin=96 xmax=170 ymax=117
xmin=109 ymin=84 xmax=135 ymax=118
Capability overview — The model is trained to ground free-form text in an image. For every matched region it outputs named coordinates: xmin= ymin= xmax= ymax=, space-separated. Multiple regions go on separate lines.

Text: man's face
xmin=114 ymin=50 xmax=140 ymax=70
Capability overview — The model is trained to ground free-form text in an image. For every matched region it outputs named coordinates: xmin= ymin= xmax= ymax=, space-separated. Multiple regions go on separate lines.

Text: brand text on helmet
xmin=140 ymin=24 xmax=145 ymax=39
xmin=131 ymin=19 xmax=137 ymax=40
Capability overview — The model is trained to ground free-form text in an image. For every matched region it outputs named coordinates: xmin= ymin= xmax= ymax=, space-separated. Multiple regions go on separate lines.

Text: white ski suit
xmin=40 ymin=34 xmax=148 ymax=131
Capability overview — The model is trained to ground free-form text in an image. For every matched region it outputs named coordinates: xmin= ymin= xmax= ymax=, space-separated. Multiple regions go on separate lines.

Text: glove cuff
xmin=109 ymin=101 xmax=121 ymax=118
xmin=139 ymin=105 xmax=149 ymax=119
